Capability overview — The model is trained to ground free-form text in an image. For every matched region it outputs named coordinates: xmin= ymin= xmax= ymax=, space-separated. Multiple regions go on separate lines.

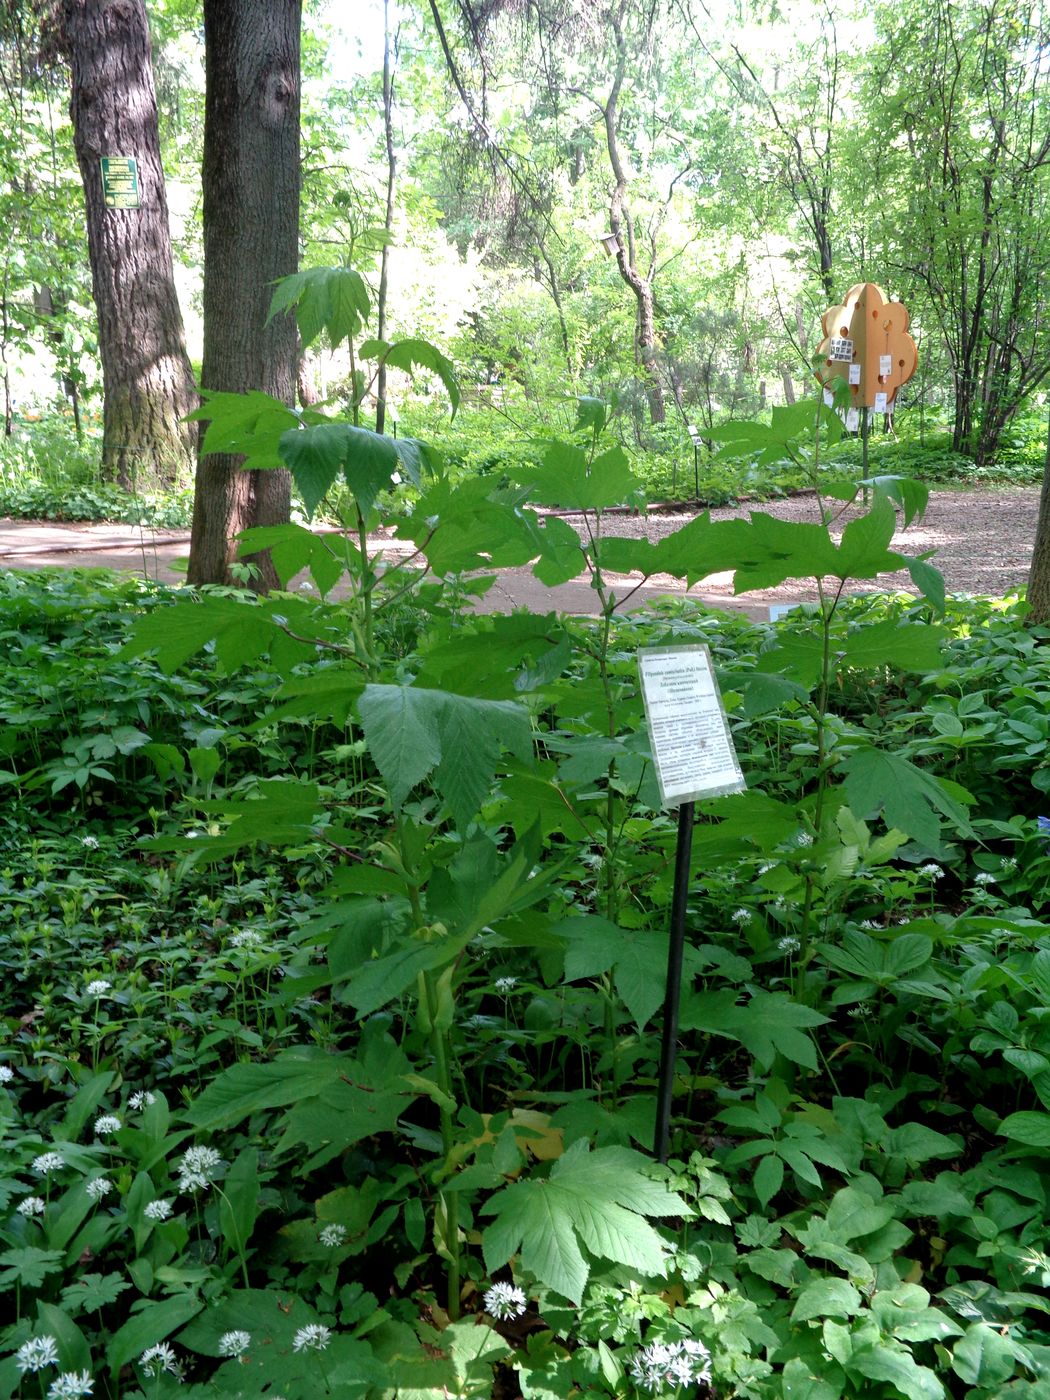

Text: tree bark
xmin=61 ymin=0 xmax=196 ymax=490
xmin=603 ymin=5 xmax=664 ymax=426
xmin=1025 ymin=406 xmax=1050 ymax=624
xmin=375 ymin=0 xmax=396 ymax=436
xmin=187 ymin=0 xmax=300 ymax=590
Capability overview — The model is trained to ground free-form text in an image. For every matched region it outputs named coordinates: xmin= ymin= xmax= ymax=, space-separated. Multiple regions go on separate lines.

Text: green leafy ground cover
xmin=3 ymin=339 xmax=1050 ymax=1396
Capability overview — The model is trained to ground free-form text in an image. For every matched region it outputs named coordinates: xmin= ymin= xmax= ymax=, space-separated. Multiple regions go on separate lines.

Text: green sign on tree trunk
xmin=100 ymin=156 xmax=140 ymax=209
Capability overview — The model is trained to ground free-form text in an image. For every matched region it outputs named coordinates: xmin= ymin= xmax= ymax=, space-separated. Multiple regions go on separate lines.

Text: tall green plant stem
xmin=397 ymin=819 xmax=461 ymax=1320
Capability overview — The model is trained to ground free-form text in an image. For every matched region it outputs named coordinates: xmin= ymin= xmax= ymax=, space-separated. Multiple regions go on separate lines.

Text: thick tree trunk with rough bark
xmin=61 ymin=0 xmax=196 ymax=490
xmin=1025 ymin=407 xmax=1050 ymax=624
xmin=187 ymin=0 xmax=300 ymax=590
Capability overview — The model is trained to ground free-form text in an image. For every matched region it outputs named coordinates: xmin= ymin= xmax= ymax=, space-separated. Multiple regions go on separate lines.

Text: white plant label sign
xmin=638 ymin=645 xmax=746 ymax=807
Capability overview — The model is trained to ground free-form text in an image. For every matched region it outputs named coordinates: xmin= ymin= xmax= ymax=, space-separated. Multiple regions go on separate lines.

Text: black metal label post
xmin=637 ymin=645 xmax=746 ymax=1163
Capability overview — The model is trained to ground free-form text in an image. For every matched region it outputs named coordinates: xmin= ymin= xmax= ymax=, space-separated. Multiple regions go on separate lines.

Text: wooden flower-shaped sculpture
xmin=816 ymin=282 xmax=917 ymax=412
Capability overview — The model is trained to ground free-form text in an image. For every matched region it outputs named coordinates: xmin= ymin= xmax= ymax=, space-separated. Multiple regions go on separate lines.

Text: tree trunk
xmin=61 ymin=0 xmax=196 ymax=491
xmin=187 ymin=0 xmax=300 ymax=590
xmin=1025 ymin=406 xmax=1050 ymax=624
xmin=375 ymin=0 xmax=396 ymax=436
xmin=603 ymin=6 xmax=664 ymax=426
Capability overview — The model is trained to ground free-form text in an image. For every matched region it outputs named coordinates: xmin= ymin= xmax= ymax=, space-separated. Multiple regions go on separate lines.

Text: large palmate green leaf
xmin=278 ymin=422 xmax=430 ymax=518
xmin=414 ymin=614 xmax=570 ymax=700
xmin=268 ymin=265 xmax=371 ymax=347
xmin=482 ymin=1141 xmax=690 ymax=1302
xmin=595 ymin=513 xmax=750 ymax=584
xmin=841 ymin=747 xmax=975 ymax=851
xmin=398 ymin=477 xmax=540 ymax=574
xmin=358 ymin=335 xmax=460 ymax=416
xmin=237 ymin=522 xmax=346 ymax=595
xmin=512 ymin=441 xmax=641 ymax=510
xmin=680 ymin=990 xmax=828 ymax=1070
xmin=120 ymin=594 xmax=319 ymax=675
xmin=189 ymin=389 xmax=300 ymax=470
xmin=555 ymin=915 xmax=705 ymax=1030
xmin=357 ymin=684 xmax=533 ymax=827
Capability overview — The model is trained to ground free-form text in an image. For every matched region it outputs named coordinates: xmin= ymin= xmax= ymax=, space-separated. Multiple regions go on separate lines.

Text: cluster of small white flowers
xmin=94 ymin=1115 xmax=121 ymax=1137
xmin=919 ymin=864 xmax=944 ymax=879
xmin=858 ymin=919 xmax=881 ymax=930
xmin=1000 ymin=857 xmax=1017 ymax=873
xmin=218 ymin=1330 xmax=252 ymax=1357
xmin=81 ymin=835 xmax=100 ymax=849
xmin=18 ymin=1195 xmax=46 ymax=1216
xmin=731 ymin=908 xmax=752 ymax=926
xmin=32 ymin=1152 xmax=65 ymax=1176
xmin=795 ymin=832 xmax=814 ymax=847
xmin=849 ymin=1004 xmax=872 ymax=1018
xmin=85 ymin=980 xmax=111 ymax=997
xmin=777 ymin=935 xmax=801 ymax=954
xmin=16 ymin=1335 xmax=60 ymax=1373
xmin=46 ymin=1371 xmax=94 ymax=1400
xmin=0 ymin=1065 xmax=13 ymax=1084
xmin=973 ymin=871 xmax=997 ymax=886
xmin=494 ymin=976 xmax=518 ymax=994
xmin=483 ymin=1282 xmax=528 ymax=1320
xmin=176 ymin=1145 xmax=224 ymax=1193
xmin=46 ymin=1372 xmax=94 ymax=1400
xmin=772 ymin=896 xmax=787 ymax=911
xmin=757 ymin=862 xmax=776 ymax=875
xmin=129 ymin=1090 xmax=156 ymax=1110
xmin=627 ymin=1338 xmax=712 ymax=1392
xmin=139 ymin=1343 xmax=181 ymax=1378
xmin=144 ymin=1199 xmax=174 ymax=1222
xmin=292 ymin=1324 xmax=332 ymax=1353
xmin=319 ymin=1223 xmax=348 ymax=1247
xmin=85 ymin=1178 xmax=113 ymax=1203
xmin=229 ymin=929 xmax=265 ymax=950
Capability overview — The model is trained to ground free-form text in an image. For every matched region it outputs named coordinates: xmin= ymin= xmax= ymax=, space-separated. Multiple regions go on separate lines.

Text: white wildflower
xmin=859 ymin=919 xmax=881 ymax=930
xmin=973 ymin=871 xmax=996 ymax=886
xmin=129 ymin=1090 xmax=156 ymax=1110
xmin=319 ymin=1223 xmax=348 ymax=1247
xmin=0 ymin=1065 xmax=14 ymax=1084
xmin=144 ymin=1199 xmax=174 ymax=1221
xmin=777 ymin=935 xmax=801 ymax=954
xmin=494 ymin=976 xmax=518 ymax=994
xmin=757 ymin=862 xmax=776 ymax=875
xmin=17 ymin=1195 xmax=46 ymax=1216
xmin=483 ymin=1282 xmax=528 ymax=1320
xmin=85 ymin=980 xmax=111 ymax=997
xmin=139 ymin=1343 xmax=181 ymax=1378
xmin=94 ymin=1114 xmax=121 ymax=1136
xmin=176 ymin=1145 xmax=224 ymax=1193
xmin=849 ymin=1004 xmax=872 ymax=1018
xmin=731 ymin=908 xmax=753 ymax=925
xmin=16 ymin=1336 xmax=60 ymax=1373
xmin=86 ymin=1178 xmax=113 ymax=1202
xmin=81 ymin=835 xmax=100 ymax=849
xmin=796 ymin=832 xmax=814 ymax=847
xmin=229 ymin=929 xmax=264 ymax=950
xmin=292 ymin=1324 xmax=332 ymax=1353
xmin=919 ymin=863 xmax=944 ymax=879
xmin=628 ymin=1338 xmax=711 ymax=1392
xmin=47 ymin=1373 xmax=94 ymax=1400
xmin=218 ymin=1330 xmax=251 ymax=1357
xmin=1000 ymin=857 xmax=1017 ymax=872
xmin=32 ymin=1152 xmax=65 ymax=1175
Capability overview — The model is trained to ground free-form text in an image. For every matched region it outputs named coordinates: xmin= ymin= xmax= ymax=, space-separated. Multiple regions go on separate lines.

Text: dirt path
xmin=0 ymin=485 xmax=1039 ymax=618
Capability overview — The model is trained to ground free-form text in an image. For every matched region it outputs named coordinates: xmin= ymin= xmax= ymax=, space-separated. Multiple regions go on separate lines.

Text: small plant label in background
xmin=638 ymin=644 xmax=745 ymax=806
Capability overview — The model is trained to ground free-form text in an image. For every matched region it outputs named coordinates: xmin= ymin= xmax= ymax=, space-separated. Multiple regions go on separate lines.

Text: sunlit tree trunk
xmin=187 ymin=0 xmax=300 ymax=590
xmin=61 ymin=0 xmax=196 ymax=490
